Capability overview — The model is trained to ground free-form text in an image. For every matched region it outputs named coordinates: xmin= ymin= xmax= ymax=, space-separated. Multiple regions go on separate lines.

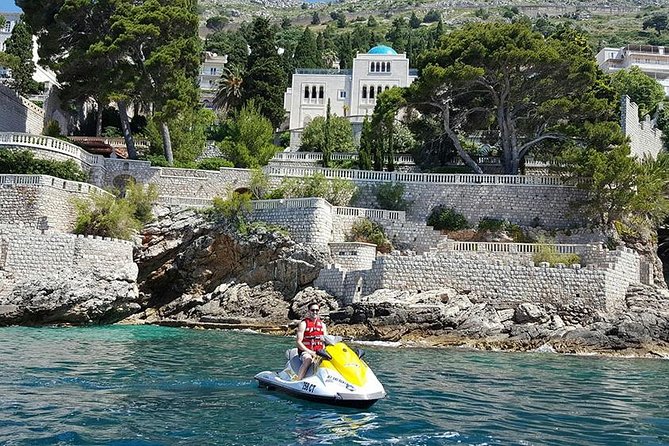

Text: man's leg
xmin=297 ymin=353 xmax=313 ymax=380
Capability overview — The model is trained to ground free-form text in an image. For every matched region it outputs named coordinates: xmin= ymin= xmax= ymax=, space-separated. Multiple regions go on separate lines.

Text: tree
xmin=371 ymin=87 xmax=407 ymax=171
xmin=311 ymin=12 xmax=320 ymax=25
xmin=219 ymin=101 xmax=278 ymax=168
xmin=408 ymin=22 xmax=612 ymax=174
xmin=4 ymin=17 xmax=41 ymax=96
xmin=358 ymin=116 xmax=373 ymax=170
xmin=610 ymin=66 xmax=666 ymax=118
xmin=294 ymin=27 xmax=321 ymax=69
xmin=206 ymin=16 xmax=228 ymax=31
xmin=300 ymin=113 xmax=355 ymax=156
xmin=409 ymin=12 xmax=421 ymax=29
xmin=213 ymin=65 xmax=244 ymax=115
xmin=643 ymin=13 xmax=668 ymax=36
xmin=559 ymin=145 xmax=669 ymax=231
xmin=108 ymin=0 xmax=202 ymax=165
xmin=242 ymin=17 xmax=287 ymax=128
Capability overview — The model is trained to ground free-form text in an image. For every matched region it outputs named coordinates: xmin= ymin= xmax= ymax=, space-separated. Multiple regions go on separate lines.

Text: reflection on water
xmin=0 ymin=326 xmax=668 ymax=446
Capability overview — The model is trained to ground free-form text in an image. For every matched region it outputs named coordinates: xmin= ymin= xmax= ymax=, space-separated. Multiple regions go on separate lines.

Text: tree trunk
xmin=160 ymin=121 xmax=174 ymax=165
xmin=117 ymin=100 xmax=137 ymax=159
xmin=96 ymin=100 xmax=103 ymax=137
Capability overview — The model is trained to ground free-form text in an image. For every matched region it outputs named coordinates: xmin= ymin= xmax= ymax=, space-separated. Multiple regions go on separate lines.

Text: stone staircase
xmin=385 ymin=220 xmax=449 ymax=254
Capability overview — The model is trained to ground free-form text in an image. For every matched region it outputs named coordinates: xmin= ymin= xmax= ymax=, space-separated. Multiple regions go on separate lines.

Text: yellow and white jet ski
xmin=254 ymin=335 xmax=386 ymax=408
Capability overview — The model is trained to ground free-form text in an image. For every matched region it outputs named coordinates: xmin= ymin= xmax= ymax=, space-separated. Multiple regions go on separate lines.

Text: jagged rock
xmin=290 ymin=287 xmax=339 ymax=320
xmin=514 ymin=303 xmax=549 ymax=324
xmin=0 ymin=273 xmax=140 ymax=325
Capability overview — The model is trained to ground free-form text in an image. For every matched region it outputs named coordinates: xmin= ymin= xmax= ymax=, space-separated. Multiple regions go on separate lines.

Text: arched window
xmin=377 ymin=85 xmax=382 ymax=95
xmin=384 ymin=85 xmax=389 ymax=91
xmin=370 ymin=62 xmax=375 ymax=72
xmin=304 ymin=86 xmax=309 ymax=98
xmin=311 ymin=86 xmax=317 ymax=99
xmin=380 ymin=62 xmax=386 ymax=72
xmin=375 ymin=62 xmax=380 ymax=72
xmin=318 ymin=86 xmax=324 ymax=99
xmin=369 ymin=86 xmax=375 ymax=99
xmin=362 ymin=86 xmax=367 ymax=99
xmin=386 ymin=62 xmax=391 ymax=72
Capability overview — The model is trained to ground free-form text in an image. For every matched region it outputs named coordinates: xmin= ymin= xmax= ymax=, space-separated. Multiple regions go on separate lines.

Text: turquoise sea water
xmin=0 ymin=325 xmax=668 ymax=446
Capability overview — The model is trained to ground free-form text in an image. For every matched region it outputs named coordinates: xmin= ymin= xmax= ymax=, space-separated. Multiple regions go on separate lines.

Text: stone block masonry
xmin=0 ymin=175 xmax=110 ymax=232
xmin=315 ymin=246 xmax=641 ymax=316
xmin=0 ymin=224 xmax=135 ymax=282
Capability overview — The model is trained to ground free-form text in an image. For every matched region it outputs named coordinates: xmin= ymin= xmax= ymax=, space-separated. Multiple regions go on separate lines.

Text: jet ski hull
xmin=255 ymin=372 xmax=384 ymax=408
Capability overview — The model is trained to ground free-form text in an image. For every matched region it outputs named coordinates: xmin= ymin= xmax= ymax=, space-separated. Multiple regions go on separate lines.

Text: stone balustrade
xmin=0 ymin=132 xmax=104 ymax=167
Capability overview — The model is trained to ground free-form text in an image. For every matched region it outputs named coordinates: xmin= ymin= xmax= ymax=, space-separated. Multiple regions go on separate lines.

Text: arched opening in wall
xmin=112 ymin=174 xmax=137 ymax=197
xmin=234 ymin=187 xmax=251 ymax=196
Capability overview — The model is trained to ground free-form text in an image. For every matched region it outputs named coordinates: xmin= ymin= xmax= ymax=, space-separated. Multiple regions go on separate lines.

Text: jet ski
xmin=254 ymin=335 xmax=386 ymax=408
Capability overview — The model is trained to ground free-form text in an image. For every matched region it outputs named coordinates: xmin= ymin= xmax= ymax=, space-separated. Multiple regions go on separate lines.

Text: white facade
xmin=199 ymin=51 xmax=228 ymax=108
xmin=284 ymin=45 xmax=417 ymax=148
xmin=0 ymin=11 xmax=20 ymax=80
xmin=596 ymin=45 xmax=669 ymax=96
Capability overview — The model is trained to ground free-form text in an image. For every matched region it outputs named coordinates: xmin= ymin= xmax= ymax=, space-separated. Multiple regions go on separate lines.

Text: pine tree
xmin=409 ymin=12 xmax=421 ymax=29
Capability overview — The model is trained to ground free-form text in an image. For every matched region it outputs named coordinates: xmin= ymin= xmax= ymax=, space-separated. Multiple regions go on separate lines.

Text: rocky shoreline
xmin=2 ymin=207 xmax=668 ymax=359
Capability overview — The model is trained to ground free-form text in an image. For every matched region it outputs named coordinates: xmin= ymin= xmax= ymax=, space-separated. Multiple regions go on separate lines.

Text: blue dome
xmin=368 ymin=45 xmax=398 ymax=55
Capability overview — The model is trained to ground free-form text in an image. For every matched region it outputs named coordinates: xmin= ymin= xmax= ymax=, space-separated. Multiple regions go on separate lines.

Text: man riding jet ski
xmin=255 ymin=303 xmax=386 ymax=408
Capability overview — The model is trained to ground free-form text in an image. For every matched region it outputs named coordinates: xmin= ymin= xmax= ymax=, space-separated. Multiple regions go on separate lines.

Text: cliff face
xmin=132 ymin=207 xmax=333 ymax=324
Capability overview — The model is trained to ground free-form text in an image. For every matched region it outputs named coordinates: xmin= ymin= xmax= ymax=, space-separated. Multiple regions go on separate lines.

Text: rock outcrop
xmin=0 ymin=270 xmax=140 ymax=325
xmin=130 ymin=206 xmax=331 ymax=324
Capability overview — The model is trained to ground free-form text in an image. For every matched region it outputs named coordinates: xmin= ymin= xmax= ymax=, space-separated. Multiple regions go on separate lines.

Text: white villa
xmin=199 ymin=51 xmax=228 ymax=109
xmin=283 ymin=45 xmax=417 ymax=148
xmin=596 ymin=45 xmax=669 ymax=96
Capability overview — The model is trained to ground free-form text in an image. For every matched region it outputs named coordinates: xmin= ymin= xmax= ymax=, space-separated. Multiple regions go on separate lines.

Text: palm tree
xmin=213 ymin=65 xmax=244 ymax=116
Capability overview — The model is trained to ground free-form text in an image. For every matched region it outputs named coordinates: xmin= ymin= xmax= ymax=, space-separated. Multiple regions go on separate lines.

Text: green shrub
xmin=427 ymin=206 xmax=469 ymax=231
xmin=72 ymin=182 xmax=158 ymax=239
xmin=348 ymin=218 xmax=392 ymax=253
xmin=203 ymin=191 xmax=253 ymax=229
xmin=477 ymin=217 xmax=531 ymax=242
xmin=249 ymin=168 xmax=269 ymax=199
xmin=0 ymin=149 xmax=88 ymax=182
xmin=73 ymin=193 xmax=141 ymax=240
xmin=125 ymin=181 xmax=158 ymax=225
xmin=477 ymin=217 xmax=507 ymax=232
xmin=270 ymin=173 xmax=357 ymax=206
xmin=376 ymin=182 xmax=410 ymax=211
xmin=532 ymin=245 xmax=581 ymax=266
xmin=196 ymin=158 xmax=234 ymax=171
xmin=43 ymin=120 xmax=62 ymax=137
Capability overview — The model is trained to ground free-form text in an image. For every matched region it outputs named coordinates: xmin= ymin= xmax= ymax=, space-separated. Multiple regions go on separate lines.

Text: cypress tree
xmin=294 ymin=27 xmax=321 ymax=69
xmin=4 ymin=18 xmax=40 ymax=96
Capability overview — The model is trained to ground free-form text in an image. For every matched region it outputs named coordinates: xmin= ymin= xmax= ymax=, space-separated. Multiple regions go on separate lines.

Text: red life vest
xmin=302 ymin=317 xmax=324 ymax=351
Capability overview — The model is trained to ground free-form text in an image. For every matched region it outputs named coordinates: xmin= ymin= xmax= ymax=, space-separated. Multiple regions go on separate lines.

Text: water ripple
xmin=0 ymin=326 xmax=668 ymax=446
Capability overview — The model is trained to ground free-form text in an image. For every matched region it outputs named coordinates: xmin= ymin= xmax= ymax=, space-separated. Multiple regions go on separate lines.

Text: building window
xmin=380 ymin=62 xmax=386 ymax=72
xmin=369 ymin=86 xmax=375 ymax=99
xmin=362 ymin=86 xmax=367 ymax=99
xmin=370 ymin=62 xmax=375 ymax=72
xmin=386 ymin=62 xmax=391 ymax=72
xmin=375 ymin=62 xmax=380 ymax=72
xmin=339 ymin=90 xmax=346 ymax=99
xmin=377 ymin=85 xmax=382 ymax=95
xmin=209 ymin=67 xmax=217 ymax=75
xmin=318 ymin=86 xmax=324 ymax=99
xmin=311 ymin=86 xmax=317 ymax=99
xmin=384 ymin=85 xmax=389 ymax=91
xmin=304 ymin=86 xmax=310 ymax=98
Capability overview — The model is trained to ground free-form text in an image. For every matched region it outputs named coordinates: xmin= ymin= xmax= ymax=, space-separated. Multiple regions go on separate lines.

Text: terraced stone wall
xmin=0 ymin=224 xmax=135 ymax=281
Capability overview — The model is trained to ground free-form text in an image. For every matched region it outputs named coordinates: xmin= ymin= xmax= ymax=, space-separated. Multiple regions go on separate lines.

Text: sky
xmin=0 ymin=0 xmax=21 ymax=13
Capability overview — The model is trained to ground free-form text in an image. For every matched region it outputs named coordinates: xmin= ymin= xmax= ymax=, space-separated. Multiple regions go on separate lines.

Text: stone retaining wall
xmin=0 ymin=175 xmax=108 ymax=232
xmin=0 ymin=224 xmax=134 ymax=281
xmin=315 ymin=246 xmax=640 ymax=315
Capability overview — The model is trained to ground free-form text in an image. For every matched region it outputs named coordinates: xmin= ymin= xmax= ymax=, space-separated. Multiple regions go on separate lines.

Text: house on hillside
xmin=199 ymin=51 xmax=228 ymax=109
xmin=283 ymin=45 xmax=417 ymax=149
xmin=596 ymin=45 xmax=669 ymax=96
